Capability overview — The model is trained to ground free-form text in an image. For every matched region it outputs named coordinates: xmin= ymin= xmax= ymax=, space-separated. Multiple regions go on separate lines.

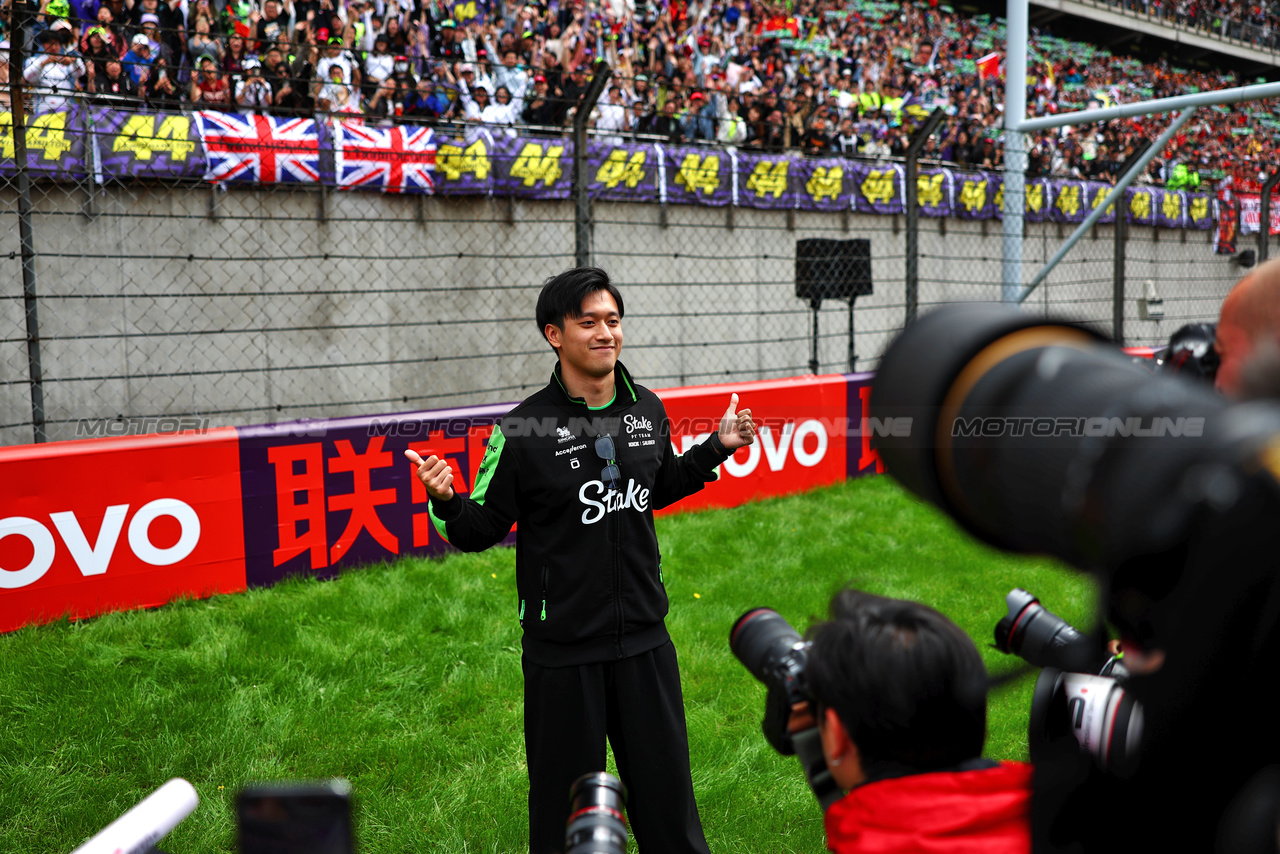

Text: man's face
xmin=504 ymin=50 xmax=517 ymax=67
xmin=548 ymin=290 xmax=622 ymax=378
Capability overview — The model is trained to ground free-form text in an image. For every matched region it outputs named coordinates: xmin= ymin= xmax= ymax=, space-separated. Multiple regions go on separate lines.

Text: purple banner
xmin=662 ymin=143 xmax=732 ymax=207
xmin=954 ymin=172 xmax=997 ymax=220
xmin=89 ymin=107 xmax=206 ymax=180
xmin=1 ymin=107 xmax=88 ymax=180
xmin=915 ymin=168 xmax=953 ymax=218
xmin=587 ymin=139 xmax=658 ymax=203
xmin=1086 ymin=182 xmax=1117 ymax=225
xmin=850 ymin=161 xmax=903 ymax=215
xmin=737 ymin=151 xmax=800 ymax=210
xmin=1051 ymin=180 xmax=1088 ymax=224
xmin=1024 ymin=178 xmax=1052 ymax=223
xmin=493 ymin=133 xmax=572 ymax=199
xmin=1189 ymin=192 xmax=1213 ymax=230
xmin=1125 ymin=186 xmax=1157 ymax=227
xmin=1156 ymin=189 xmax=1187 ymax=229
xmin=433 ymin=129 xmax=495 ymax=196
xmin=0 ymin=105 xmax=1222 ymax=233
xmin=236 ymin=404 xmax=513 ymax=587
xmin=795 ymin=156 xmax=850 ymax=213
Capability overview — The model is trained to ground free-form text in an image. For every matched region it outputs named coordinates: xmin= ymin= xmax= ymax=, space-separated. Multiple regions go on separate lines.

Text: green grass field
xmin=0 ymin=476 xmax=1094 ymax=853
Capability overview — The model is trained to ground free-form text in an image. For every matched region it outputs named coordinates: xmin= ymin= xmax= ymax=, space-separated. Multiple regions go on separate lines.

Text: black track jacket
xmin=428 ymin=361 xmax=734 ymax=667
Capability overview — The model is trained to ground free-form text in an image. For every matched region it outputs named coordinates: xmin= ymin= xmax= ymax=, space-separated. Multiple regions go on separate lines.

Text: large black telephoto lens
xmin=730 ymin=608 xmax=806 ymax=696
xmin=564 ymin=773 xmax=628 ymax=854
xmin=867 ymin=302 xmax=1271 ymax=572
xmin=995 ymin=588 xmax=1109 ymax=673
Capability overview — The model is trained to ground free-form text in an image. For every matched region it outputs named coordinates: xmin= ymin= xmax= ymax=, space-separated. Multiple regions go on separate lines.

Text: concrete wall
xmin=0 ymin=184 xmax=1239 ymax=446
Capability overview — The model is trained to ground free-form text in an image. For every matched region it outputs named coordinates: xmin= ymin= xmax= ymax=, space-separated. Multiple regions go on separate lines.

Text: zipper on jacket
xmin=613 ymin=499 xmax=624 ymax=658
xmin=540 ymin=565 xmax=548 ymax=621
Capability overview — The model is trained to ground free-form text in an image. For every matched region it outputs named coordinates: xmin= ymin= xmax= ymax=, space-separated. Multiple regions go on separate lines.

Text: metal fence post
xmin=1258 ymin=171 xmax=1280 ymax=263
xmin=9 ymin=6 xmax=46 ymax=443
xmin=1114 ymin=206 xmax=1128 ymax=345
xmin=904 ymin=108 xmax=946 ymax=326
xmin=573 ymin=64 xmax=612 ymax=268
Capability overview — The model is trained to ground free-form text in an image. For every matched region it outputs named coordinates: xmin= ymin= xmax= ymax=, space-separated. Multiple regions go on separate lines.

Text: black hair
xmin=804 ymin=588 xmax=987 ymax=773
xmin=535 ymin=267 xmax=624 ymax=354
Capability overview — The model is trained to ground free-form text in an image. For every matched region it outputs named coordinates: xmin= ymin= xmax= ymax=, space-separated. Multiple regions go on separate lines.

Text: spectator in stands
xmin=187 ymin=14 xmax=222 ymax=67
xmin=254 ymin=0 xmax=292 ymax=52
xmin=596 ymin=84 xmax=628 ymax=144
xmin=80 ymin=25 xmax=118 ymax=78
xmin=493 ymin=48 xmax=529 ymax=101
xmin=120 ymin=32 xmax=154 ymax=88
xmin=127 ymin=0 xmax=181 ymax=61
xmin=189 ymin=54 xmax=231 ymax=107
xmin=716 ymin=95 xmax=747 ymax=145
xmin=521 ymin=72 xmax=559 ymax=126
xmin=363 ymin=32 xmax=394 ymax=98
xmin=87 ymin=54 xmax=138 ymax=104
xmin=136 ymin=14 xmax=173 ymax=68
xmin=800 ymin=113 xmax=834 ymax=155
xmin=681 ymin=90 xmax=716 ymax=141
xmin=223 ymin=31 xmax=250 ymax=90
xmin=236 ymin=56 xmax=273 ymax=111
xmin=405 ymin=76 xmax=451 ymax=119
xmin=642 ymin=94 xmax=683 ymax=144
xmin=834 ymin=117 xmax=858 ymax=155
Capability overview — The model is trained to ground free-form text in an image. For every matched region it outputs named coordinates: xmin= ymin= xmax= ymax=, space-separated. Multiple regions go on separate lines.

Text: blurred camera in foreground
xmin=870 ymin=303 xmax=1280 ymax=852
xmin=564 ymin=773 xmax=628 ymax=854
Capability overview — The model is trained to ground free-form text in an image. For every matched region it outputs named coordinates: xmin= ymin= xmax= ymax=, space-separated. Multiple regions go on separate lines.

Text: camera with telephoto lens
xmin=868 ymin=302 xmax=1280 ymax=850
xmin=995 ymin=589 xmax=1141 ymax=772
xmin=563 ymin=773 xmax=628 ymax=854
xmin=730 ymin=608 xmax=842 ymax=810
xmin=730 ymin=607 xmax=812 ymax=755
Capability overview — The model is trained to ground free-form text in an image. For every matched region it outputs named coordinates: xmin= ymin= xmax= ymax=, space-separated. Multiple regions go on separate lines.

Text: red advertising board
xmin=0 ymin=373 xmax=870 ymax=632
xmin=0 ymin=429 xmax=247 ymax=632
xmin=660 ymin=374 xmax=850 ymax=513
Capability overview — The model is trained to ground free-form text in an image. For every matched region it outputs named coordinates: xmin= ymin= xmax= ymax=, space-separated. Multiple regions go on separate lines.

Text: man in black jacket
xmin=407 ymin=267 xmax=756 ymax=854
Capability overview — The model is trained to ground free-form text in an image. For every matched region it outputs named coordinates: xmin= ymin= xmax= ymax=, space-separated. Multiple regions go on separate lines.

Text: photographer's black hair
xmin=804 ymin=589 xmax=987 ymax=774
xmin=534 ymin=267 xmax=625 ymax=354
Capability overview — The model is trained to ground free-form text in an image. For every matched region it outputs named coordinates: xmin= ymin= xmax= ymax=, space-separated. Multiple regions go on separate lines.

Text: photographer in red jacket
xmin=805 ymin=590 xmax=1032 ymax=854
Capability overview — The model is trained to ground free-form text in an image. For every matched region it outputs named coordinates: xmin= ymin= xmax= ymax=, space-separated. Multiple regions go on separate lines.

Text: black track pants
xmin=522 ymin=641 xmax=711 ymax=854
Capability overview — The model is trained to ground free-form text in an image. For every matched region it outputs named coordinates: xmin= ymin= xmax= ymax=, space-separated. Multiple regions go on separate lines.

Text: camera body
xmin=870 ymin=303 xmax=1280 ymax=850
xmin=995 ymin=589 xmax=1142 ymax=773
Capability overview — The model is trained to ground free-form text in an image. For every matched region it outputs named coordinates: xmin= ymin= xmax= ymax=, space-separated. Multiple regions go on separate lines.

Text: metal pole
xmin=1114 ymin=202 xmax=1127 ymax=345
xmin=1014 ymin=80 xmax=1280 ymax=133
xmin=9 ymin=5 xmax=46 ymax=443
xmin=573 ymin=63 xmax=612 ymax=268
xmin=1003 ymin=0 xmax=1029 ymax=303
xmin=1020 ymin=108 xmax=1196 ymax=303
xmin=809 ymin=300 xmax=820 ymax=375
xmin=1259 ymin=171 xmax=1280 ymax=262
xmin=904 ymin=107 xmax=947 ymax=325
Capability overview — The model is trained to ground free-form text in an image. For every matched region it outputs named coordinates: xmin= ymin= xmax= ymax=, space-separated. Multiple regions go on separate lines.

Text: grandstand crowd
xmin=0 ymin=0 xmax=1275 ymax=187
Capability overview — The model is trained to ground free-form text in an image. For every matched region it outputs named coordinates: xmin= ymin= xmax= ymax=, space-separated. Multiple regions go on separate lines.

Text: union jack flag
xmin=195 ymin=112 xmax=321 ymax=184
xmin=334 ymin=120 xmax=436 ymax=194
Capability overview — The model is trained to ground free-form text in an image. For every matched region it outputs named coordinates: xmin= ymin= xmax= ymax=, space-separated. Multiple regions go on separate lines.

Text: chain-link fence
xmin=1 ymin=107 xmax=1239 ymax=447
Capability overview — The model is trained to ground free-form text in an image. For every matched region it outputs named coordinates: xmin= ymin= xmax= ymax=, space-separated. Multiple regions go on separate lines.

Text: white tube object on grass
xmin=70 ymin=778 xmax=199 ymax=854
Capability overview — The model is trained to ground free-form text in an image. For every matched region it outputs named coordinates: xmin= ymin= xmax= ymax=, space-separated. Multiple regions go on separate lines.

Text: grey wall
xmin=0 ymin=184 xmax=1240 ymax=445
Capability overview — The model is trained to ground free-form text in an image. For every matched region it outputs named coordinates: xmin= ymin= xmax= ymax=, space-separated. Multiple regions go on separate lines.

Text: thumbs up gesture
xmin=718 ymin=393 xmax=756 ymax=451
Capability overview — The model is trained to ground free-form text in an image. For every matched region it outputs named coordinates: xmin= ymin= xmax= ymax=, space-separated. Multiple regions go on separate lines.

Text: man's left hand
xmin=718 ymin=393 xmax=755 ymax=450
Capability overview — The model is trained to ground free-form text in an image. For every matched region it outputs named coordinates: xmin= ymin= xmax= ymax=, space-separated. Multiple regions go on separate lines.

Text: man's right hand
xmin=404 ymin=449 xmax=455 ymax=501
